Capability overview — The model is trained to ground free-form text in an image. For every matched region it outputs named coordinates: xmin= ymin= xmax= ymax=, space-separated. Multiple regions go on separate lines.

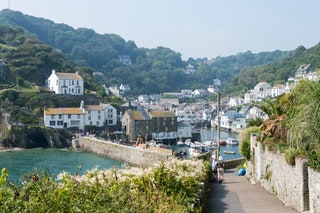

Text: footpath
xmin=207 ymin=169 xmax=298 ymax=213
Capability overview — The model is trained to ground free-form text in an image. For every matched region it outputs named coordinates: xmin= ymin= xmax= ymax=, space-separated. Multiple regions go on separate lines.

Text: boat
xmin=226 ymin=138 xmax=239 ymax=145
xmin=224 ymin=150 xmax=236 ymax=154
xmin=188 ymin=147 xmax=201 ymax=157
xmin=177 ymin=140 xmax=185 ymax=147
xmin=219 ymin=141 xmax=227 ymax=146
xmin=184 ymin=139 xmax=193 ymax=147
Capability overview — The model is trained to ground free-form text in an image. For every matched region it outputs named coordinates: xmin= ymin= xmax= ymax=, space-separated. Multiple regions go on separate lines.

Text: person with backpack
xmin=217 ymin=156 xmax=225 ymax=183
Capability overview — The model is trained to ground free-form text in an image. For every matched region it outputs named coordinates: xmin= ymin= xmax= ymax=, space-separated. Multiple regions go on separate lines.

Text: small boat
xmin=188 ymin=147 xmax=201 ymax=157
xmin=184 ymin=139 xmax=192 ymax=147
xmin=219 ymin=141 xmax=227 ymax=146
xmin=224 ymin=150 xmax=236 ymax=154
xmin=226 ymin=138 xmax=239 ymax=145
xmin=177 ymin=140 xmax=185 ymax=147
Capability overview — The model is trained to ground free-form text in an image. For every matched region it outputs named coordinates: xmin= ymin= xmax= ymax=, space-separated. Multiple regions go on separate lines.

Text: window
xmin=50 ymin=121 xmax=55 ymax=126
xmin=59 ymin=115 xmax=62 ymax=119
xmin=88 ymin=116 xmax=91 ymax=120
xmin=108 ymin=108 xmax=113 ymax=113
xmin=72 ymin=80 xmax=74 ymax=86
xmin=51 ymin=115 xmax=55 ymax=119
xmin=90 ymin=121 xmax=92 ymax=125
xmin=70 ymin=120 xmax=80 ymax=126
xmin=77 ymin=81 xmax=79 ymax=86
xmin=77 ymin=88 xmax=80 ymax=94
xmin=98 ymin=115 xmax=101 ymax=120
xmin=96 ymin=121 xmax=99 ymax=125
xmin=98 ymin=111 xmax=101 ymax=114
xmin=68 ymin=114 xmax=71 ymax=119
xmin=57 ymin=121 xmax=63 ymax=126
xmin=77 ymin=114 xmax=80 ymax=119
xmin=108 ymin=114 xmax=113 ymax=118
xmin=108 ymin=120 xmax=113 ymax=125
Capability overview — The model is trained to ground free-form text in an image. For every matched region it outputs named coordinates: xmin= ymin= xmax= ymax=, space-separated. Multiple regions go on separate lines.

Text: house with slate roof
xmin=219 ymin=109 xmax=246 ymax=131
xmin=84 ymin=102 xmax=117 ymax=127
xmin=121 ymin=109 xmax=152 ymax=142
xmin=150 ymin=110 xmax=178 ymax=142
xmin=47 ymin=69 xmax=84 ymax=95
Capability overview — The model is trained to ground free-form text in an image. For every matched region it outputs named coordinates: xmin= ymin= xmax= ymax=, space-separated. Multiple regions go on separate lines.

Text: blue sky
xmin=0 ymin=0 xmax=319 ymax=60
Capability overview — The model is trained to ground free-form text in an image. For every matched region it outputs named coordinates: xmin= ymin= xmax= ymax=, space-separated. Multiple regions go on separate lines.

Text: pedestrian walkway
xmin=208 ymin=169 xmax=298 ymax=213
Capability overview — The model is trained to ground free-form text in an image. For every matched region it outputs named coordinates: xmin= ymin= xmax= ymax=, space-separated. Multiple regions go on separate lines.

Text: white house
xmin=47 ymin=70 xmax=84 ymax=95
xmin=119 ymin=84 xmax=130 ymax=92
xmin=177 ymin=121 xmax=192 ymax=139
xmin=228 ymin=96 xmax=243 ymax=107
xmin=244 ymin=82 xmax=272 ymax=104
xmin=44 ymin=101 xmax=117 ymax=131
xmin=84 ymin=103 xmax=117 ymax=127
xmin=44 ymin=106 xmax=86 ymax=130
xmin=219 ymin=110 xmax=245 ymax=130
xmin=271 ymin=84 xmax=286 ymax=97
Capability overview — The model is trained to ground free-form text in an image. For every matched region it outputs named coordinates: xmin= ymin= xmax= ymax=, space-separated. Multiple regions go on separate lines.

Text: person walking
xmin=211 ymin=154 xmax=218 ymax=182
xmin=217 ymin=156 xmax=225 ymax=183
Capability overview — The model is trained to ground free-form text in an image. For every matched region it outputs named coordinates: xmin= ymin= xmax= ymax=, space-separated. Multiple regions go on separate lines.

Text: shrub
xmin=284 ymin=148 xmax=305 ymax=165
xmin=0 ymin=158 xmax=210 ymax=212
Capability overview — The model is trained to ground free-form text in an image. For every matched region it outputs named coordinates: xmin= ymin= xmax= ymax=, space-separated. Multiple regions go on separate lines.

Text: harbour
xmin=172 ymin=128 xmax=242 ymax=160
xmin=0 ymin=148 xmax=123 ymax=181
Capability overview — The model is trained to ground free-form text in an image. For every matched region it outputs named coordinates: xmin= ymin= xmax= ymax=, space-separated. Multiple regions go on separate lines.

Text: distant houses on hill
xmin=42 ymin=64 xmax=320 ymax=142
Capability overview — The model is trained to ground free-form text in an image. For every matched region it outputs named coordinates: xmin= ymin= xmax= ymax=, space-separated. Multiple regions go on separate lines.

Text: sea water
xmin=200 ymin=128 xmax=243 ymax=160
xmin=171 ymin=128 xmax=242 ymax=160
xmin=0 ymin=148 xmax=123 ymax=181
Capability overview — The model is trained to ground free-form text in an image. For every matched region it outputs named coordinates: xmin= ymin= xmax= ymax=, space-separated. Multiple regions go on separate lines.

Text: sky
xmin=0 ymin=0 xmax=319 ymax=60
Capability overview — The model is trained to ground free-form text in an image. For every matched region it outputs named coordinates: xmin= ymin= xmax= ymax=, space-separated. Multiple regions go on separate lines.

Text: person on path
xmin=211 ymin=154 xmax=218 ymax=182
xmin=217 ymin=156 xmax=225 ymax=183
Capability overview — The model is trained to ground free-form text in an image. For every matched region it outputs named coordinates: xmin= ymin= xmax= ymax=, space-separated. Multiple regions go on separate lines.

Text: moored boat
xmin=177 ymin=140 xmax=185 ymax=147
xmin=226 ymin=138 xmax=239 ymax=145
xmin=219 ymin=141 xmax=227 ymax=146
xmin=224 ymin=150 xmax=236 ymax=154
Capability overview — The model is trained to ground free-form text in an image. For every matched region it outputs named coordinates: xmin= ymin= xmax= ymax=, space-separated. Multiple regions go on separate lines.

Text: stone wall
xmin=73 ymin=136 xmax=172 ymax=168
xmin=247 ymin=134 xmax=320 ymax=212
xmin=224 ymin=158 xmax=245 ymax=169
xmin=309 ymin=167 xmax=320 ymax=213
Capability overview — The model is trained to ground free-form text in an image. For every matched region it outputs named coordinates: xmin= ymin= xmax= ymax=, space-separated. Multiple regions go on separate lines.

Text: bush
xmin=0 ymin=158 xmax=211 ymax=212
xmin=284 ymin=148 xmax=305 ymax=165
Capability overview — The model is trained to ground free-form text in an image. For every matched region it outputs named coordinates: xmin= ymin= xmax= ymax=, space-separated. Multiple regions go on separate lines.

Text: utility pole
xmin=217 ymin=92 xmax=221 ymax=157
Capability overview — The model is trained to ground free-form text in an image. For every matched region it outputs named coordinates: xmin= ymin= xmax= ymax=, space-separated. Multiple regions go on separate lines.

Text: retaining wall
xmin=73 ymin=137 xmax=172 ymax=168
xmin=248 ymin=134 xmax=320 ymax=212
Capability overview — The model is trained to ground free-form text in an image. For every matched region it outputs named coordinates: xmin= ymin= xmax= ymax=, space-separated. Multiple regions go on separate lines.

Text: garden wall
xmin=247 ymin=134 xmax=317 ymax=212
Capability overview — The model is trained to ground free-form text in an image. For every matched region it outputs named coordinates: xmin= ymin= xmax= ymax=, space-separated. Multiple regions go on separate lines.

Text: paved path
xmin=207 ymin=169 xmax=298 ymax=213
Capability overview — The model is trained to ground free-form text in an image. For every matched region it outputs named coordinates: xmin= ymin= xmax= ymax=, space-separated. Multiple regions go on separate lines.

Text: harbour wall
xmin=73 ymin=136 xmax=173 ymax=168
xmin=247 ymin=134 xmax=320 ymax=212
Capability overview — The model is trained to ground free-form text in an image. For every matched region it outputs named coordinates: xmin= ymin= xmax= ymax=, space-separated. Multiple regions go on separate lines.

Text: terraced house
xmin=44 ymin=101 xmax=117 ymax=131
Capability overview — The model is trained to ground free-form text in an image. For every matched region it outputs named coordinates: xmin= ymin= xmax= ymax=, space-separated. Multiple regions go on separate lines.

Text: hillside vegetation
xmin=0 ymin=9 xmax=296 ymax=95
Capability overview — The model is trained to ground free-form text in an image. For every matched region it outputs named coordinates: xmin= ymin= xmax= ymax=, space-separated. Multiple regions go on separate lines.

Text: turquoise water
xmin=0 ymin=148 xmax=123 ymax=181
